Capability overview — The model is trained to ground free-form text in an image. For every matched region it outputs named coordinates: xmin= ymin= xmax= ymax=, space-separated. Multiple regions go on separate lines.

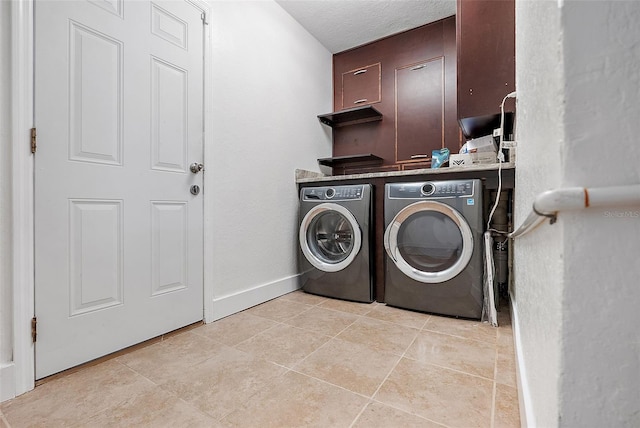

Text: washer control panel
xmin=388 ymin=180 xmax=475 ymax=199
xmin=302 ymin=185 xmax=364 ymax=201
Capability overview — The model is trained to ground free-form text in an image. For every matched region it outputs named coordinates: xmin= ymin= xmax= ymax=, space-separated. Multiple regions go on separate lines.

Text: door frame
xmin=8 ymin=0 xmax=213 ymax=398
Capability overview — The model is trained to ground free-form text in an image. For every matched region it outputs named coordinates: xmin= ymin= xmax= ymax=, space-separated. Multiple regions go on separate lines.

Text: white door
xmin=34 ymin=0 xmax=205 ymax=379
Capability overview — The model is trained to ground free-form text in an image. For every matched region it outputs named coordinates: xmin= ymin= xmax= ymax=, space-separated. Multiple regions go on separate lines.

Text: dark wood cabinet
xmin=341 ymin=63 xmax=381 ymax=109
xmin=329 ymin=17 xmax=460 ymax=172
xmin=457 ymin=0 xmax=515 ymax=120
xmin=396 ymin=58 xmax=444 ymax=162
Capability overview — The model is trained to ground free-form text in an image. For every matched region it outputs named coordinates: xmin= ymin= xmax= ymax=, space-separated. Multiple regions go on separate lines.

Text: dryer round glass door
xmin=384 ymin=201 xmax=474 ymax=283
xmin=299 ymin=203 xmax=362 ymax=273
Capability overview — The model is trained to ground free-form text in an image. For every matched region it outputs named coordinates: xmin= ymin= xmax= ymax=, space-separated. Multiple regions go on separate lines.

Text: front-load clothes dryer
xmin=383 ymin=180 xmax=483 ymax=319
xmin=298 ymin=184 xmax=373 ymax=303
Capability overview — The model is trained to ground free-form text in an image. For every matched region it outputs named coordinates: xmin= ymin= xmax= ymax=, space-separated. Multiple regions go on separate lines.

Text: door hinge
xmin=201 ymin=12 xmax=208 ymax=25
xmin=31 ymin=317 xmax=37 ymax=343
xmin=30 ymin=127 xmax=37 ymax=153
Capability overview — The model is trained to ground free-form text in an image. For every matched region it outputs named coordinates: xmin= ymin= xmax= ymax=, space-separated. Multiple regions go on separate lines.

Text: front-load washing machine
xmin=383 ymin=179 xmax=483 ymax=318
xmin=298 ymin=184 xmax=373 ymax=302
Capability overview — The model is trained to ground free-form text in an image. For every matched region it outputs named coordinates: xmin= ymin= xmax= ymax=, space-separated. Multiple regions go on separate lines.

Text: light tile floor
xmin=1 ymin=291 xmax=520 ymax=428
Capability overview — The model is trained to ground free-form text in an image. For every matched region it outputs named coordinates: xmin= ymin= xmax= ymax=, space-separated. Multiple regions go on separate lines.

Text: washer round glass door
xmin=384 ymin=201 xmax=473 ymax=283
xmin=299 ymin=203 xmax=362 ymax=273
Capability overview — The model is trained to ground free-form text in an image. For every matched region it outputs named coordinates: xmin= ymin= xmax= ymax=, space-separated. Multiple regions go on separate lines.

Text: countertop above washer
xmin=295 ymin=163 xmax=515 ymax=184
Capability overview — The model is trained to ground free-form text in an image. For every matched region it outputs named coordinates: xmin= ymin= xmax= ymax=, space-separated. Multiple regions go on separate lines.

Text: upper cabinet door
xmin=457 ymin=0 xmax=515 ymax=119
xmin=396 ymin=58 xmax=444 ymax=163
xmin=330 ymin=18 xmax=457 ymax=169
xmin=341 ymin=63 xmax=381 ymax=109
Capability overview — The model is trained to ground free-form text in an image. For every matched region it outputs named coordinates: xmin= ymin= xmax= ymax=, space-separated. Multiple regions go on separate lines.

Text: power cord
xmin=483 ymin=91 xmax=516 ymax=326
xmin=486 ymin=91 xmax=517 ymax=232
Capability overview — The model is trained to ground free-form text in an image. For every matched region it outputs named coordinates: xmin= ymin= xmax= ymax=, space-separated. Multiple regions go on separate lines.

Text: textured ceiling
xmin=275 ymin=0 xmax=457 ymax=53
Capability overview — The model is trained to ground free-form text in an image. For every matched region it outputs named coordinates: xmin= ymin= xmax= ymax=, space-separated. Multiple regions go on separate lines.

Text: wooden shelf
xmin=317 ymin=105 xmax=382 ymax=128
xmin=317 ymin=154 xmax=383 ymax=168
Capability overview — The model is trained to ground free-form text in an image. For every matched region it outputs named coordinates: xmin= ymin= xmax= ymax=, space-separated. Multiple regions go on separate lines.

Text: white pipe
xmin=510 ymin=184 xmax=640 ymax=239
xmin=508 ymin=210 xmax=546 ymax=239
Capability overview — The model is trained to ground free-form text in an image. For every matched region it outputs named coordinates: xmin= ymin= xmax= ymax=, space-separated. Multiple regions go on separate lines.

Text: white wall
xmin=514 ymin=1 xmax=640 ymax=426
xmin=513 ymin=1 xmax=564 ymax=426
xmin=206 ymin=0 xmax=332 ymax=318
xmin=0 ymin=0 xmax=14 ymax=397
xmin=559 ymin=1 xmax=640 ymax=426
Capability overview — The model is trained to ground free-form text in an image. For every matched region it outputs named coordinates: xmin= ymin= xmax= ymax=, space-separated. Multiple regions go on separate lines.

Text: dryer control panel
xmin=388 ymin=180 xmax=475 ymax=199
xmin=302 ymin=185 xmax=364 ymax=201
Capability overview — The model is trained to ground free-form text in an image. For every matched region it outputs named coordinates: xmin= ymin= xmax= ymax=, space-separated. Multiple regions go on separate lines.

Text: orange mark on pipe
xmin=584 ymin=188 xmax=590 ymax=208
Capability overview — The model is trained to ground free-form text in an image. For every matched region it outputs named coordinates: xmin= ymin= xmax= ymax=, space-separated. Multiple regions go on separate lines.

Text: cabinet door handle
xmin=411 ymin=64 xmax=427 ymax=71
xmin=410 ymin=154 xmax=429 ymax=159
xmin=353 ymin=69 xmax=367 ymax=75
xmin=353 ymin=99 xmax=368 ymax=104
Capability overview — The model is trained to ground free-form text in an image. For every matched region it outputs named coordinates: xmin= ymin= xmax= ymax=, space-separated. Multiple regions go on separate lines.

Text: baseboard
xmin=209 ymin=274 xmax=301 ymax=322
xmin=0 ymin=363 xmax=16 ymax=403
xmin=510 ymin=296 xmax=536 ymax=428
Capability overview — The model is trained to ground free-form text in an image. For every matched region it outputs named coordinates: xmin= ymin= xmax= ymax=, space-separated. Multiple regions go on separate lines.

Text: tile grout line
xmin=215 ymin=305 xmax=300 ymax=422
xmin=189 ymin=311 xmax=281 ymax=350
xmin=224 ymin=297 xmax=323 ymax=348
xmin=217 ymin=296 xmax=371 ymax=422
xmin=401 ymin=352 xmax=497 ymax=383
xmin=255 ymin=298 xmax=442 ymax=411
xmin=247 ymin=299 xmax=316 ymax=322
xmin=218 ymin=295 xmax=370 ymax=352
xmin=62 ymin=360 xmax=164 ymax=427
xmin=221 ymin=297 xmax=368 ymax=379
xmin=234 ymin=300 xmax=364 ymax=355
xmin=4 ymin=293 xmax=518 ymax=428
xmin=97 ymin=370 xmax=218 ymax=427
xmin=0 ymin=410 xmax=11 ymax=428
xmin=491 ymin=336 xmax=500 ymax=428
xmin=197 ymin=299 xmax=505 ymax=425
xmin=361 ymin=314 xmax=429 ymax=331
xmin=347 ymin=399 xmax=372 ymax=428
xmin=281 ymin=303 xmax=425 ymax=402
xmin=216 ymin=366 xmax=293 ymax=424
xmin=251 ymin=295 xmax=437 ymax=337
xmin=366 ymin=303 xmax=431 ymax=329
xmin=421 ymin=325 xmax=498 ymax=345
xmin=111 ymin=357 xmax=219 ymax=421
xmin=114 ymin=359 xmax=162 ymax=388
xmin=364 ymin=330 xmax=454 ymax=428
xmin=491 ymin=381 xmax=498 ymax=428
xmin=280 ymin=305 xmax=364 ymax=337
xmin=284 ymin=305 xmax=428 ymax=406
xmin=420 ymin=314 xmax=432 ymax=330
xmin=113 ymin=345 xmax=246 ymax=424
xmin=317 ymin=304 xmax=375 ymax=318
xmin=161 ymin=329 xmax=230 ymax=364
xmin=368 ymin=396 xmax=454 ymax=428
xmin=284 ymin=300 xmax=429 ymax=370
xmin=286 ymin=311 xmax=365 ymax=371
xmin=376 ymin=323 xmax=497 ymax=426
xmin=229 ymin=317 xmax=288 ymax=348
xmin=278 ymin=296 xmax=500 ymax=424
xmin=368 ymin=327 xmax=419 ymax=400
xmin=196 ymin=318 xmax=297 ymax=424
xmin=287 ymin=367 xmax=372 ymax=401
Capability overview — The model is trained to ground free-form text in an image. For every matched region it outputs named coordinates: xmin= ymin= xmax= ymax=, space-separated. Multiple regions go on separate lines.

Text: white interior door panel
xmin=35 ymin=0 xmax=204 ymax=379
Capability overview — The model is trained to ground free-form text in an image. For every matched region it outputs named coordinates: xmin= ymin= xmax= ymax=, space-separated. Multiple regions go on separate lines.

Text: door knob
xmin=190 ymin=163 xmax=204 ymax=173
